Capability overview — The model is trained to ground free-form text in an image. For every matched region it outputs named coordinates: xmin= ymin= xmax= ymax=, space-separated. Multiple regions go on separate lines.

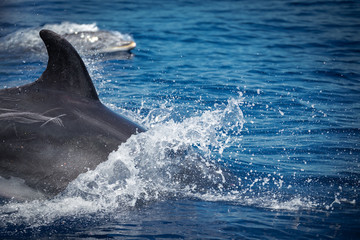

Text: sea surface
xmin=1 ymin=0 xmax=360 ymax=239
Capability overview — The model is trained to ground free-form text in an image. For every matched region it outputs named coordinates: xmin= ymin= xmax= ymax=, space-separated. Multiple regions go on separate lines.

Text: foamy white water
xmin=0 ymin=94 xmax=321 ymax=228
xmin=0 ymin=22 xmax=134 ymax=55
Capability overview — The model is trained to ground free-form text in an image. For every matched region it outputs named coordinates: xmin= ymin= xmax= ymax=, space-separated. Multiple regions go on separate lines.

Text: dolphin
xmin=63 ymin=30 xmax=136 ymax=53
xmin=0 ymin=29 xmax=145 ymax=200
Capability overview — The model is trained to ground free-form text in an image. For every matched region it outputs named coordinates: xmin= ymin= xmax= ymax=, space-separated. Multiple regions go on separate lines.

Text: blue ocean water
xmin=0 ymin=0 xmax=360 ymax=239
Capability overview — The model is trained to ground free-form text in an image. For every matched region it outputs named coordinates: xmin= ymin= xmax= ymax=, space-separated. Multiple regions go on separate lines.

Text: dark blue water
xmin=1 ymin=0 xmax=360 ymax=239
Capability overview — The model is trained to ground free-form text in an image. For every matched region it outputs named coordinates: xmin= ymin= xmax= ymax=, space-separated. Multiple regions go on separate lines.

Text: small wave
xmin=0 ymin=94 xmax=324 ymax=228
xmin=0 ymin=95 xmax=245 ymax=226
xmin=0 ymin=22 xmax=135 ymax=56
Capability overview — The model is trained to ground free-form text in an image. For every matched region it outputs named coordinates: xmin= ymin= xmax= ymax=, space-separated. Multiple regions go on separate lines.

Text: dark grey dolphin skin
xmin=0 ymin=29 xmax=145 ymax=200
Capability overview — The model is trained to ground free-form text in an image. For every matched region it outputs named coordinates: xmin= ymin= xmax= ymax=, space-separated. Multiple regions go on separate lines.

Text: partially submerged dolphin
xmin=0 ymin=30 xmax=145 ymax=200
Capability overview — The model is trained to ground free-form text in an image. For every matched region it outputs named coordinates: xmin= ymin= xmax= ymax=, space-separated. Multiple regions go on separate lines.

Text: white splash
xmin=0 ymin=95 xmax=245 ymax=226
xmin=0 ymin=94 xmax=320 ymax=227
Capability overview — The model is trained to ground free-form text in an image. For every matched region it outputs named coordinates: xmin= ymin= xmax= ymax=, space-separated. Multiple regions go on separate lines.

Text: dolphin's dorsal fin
xmin=34 ymin=29 xmax=99 ymax=100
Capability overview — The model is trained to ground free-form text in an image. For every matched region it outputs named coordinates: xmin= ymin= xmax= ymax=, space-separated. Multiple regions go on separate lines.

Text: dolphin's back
xmin=0 ymin=30 xmax=145 ymax=199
